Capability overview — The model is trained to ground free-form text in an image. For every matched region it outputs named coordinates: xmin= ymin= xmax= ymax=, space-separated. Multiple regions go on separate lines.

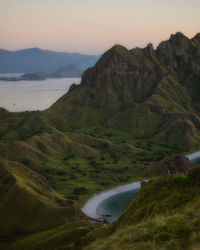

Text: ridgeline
xmin=0 ymin=32 xmax=200 ymax=249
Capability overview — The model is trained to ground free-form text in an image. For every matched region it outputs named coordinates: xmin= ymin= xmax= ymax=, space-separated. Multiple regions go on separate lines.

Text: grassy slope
xmin=0 ymin=160 xmax=99 ymax=249
xmin=0 ymin=33 xmax=199 ymax=249
xmin=82 ymin=167 xmax=200 ymax=250
xmin=0 ymin=108 xmax=185 ymax=208
xmin=84 ymin=214 xmax=200 ymax=250
xmin=0 ymin=124 xmax=185 ymax=206
xmin=45 ymin=34 xmax=200 ymax=151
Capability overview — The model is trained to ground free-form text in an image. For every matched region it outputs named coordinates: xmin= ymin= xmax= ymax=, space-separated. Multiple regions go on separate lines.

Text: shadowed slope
xmin=0 ymin=160 xmax=96 ymax=249
xmin=48 ymin=32 xmax=200 ymax=150
xmin=81 ymin=166 xmax=200 ymax=250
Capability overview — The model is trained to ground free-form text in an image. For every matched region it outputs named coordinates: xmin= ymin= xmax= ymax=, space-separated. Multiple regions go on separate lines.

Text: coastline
xmin=186 ymin=151 xmax=200 ymax=161
xmin=81 ymin=181 xmax=141 ymax=220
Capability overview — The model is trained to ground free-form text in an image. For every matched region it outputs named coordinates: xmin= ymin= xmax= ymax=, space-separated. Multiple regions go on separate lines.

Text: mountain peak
xmin=102 ymin=44 xmax=129 ymax=59
xmin=170 ymin=32 xmax=187 ymax=40
xmin=192 ymin=33 xmax=200 ymax=43
xmin=110 ymin=44 xmax=127 ymax=51
xmin=144 ymin=43 xmax=155 ymax=57
xmin=168 ymin=32 xmax=190 ymax=46
xmin=92 ymin=44 xmax=130 ymax=73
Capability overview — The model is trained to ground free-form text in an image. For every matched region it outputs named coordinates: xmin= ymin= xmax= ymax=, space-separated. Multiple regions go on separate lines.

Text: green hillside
xmin=0 ymin=160 xmax=100 ymax=249
xmin=47 ymin=32 xmax=200 ymax=150
xmin=0 ymin=32 xmax=200 ymax=249
xmin=81 ymin=166 xmax=200 ymax=249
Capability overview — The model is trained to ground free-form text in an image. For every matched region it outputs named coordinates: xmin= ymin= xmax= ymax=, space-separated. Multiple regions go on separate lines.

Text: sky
xmin=0 ymin=0 xmax=200 ymax=54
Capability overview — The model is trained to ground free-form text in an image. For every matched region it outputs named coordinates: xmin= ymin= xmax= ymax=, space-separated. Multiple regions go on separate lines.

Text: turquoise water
xmin=95 ymin=152 xmax=200 ymax=224
xmin=96 ymin=188 xmax=140 ymax=223
xmin=191 ymin=158 xmax=200 ymax=165
xmin=186 ymin=151 xmax=200 ymax=166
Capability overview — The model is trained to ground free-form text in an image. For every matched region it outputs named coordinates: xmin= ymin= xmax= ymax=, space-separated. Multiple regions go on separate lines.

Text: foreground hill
xmin=0 ymin=160 xmax=99 ymax=249
xmin=81 ymin=166 xmax=200 ymax=249
xmin=0 ymin=48 xmax=99 ymax=73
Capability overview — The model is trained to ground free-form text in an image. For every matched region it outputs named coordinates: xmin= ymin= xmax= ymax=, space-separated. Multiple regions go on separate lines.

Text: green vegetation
xmin=0 ymin=160 xmax=100 ymax=249
xmin=81 ymin=167 xmax=200 ymax=249
xmin=84 ymin=214 xmax=200 ymax=250
xmin=0 ymin=32 xmax=200 ymax=249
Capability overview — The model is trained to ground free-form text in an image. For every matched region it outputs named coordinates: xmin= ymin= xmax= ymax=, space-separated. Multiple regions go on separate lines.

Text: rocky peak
xmin=81 ymin=44 xmax=133 ymax=86
xmin=79 ymin=31 xmax=200 ymax=110
xmin=192 ymin=33 xmax=200 ymax=44
xmin=80 ymin=40 xmax=166 ymax=104
xmin=157 ymin=32 xmax=190 ymax=52
xmin=156 ymin=32 xmax=194 ymax=68
xmin=163 ymin=154 xmax=193 ymax=174
xmin=169 ymin=32 xmax=187 ymax=41
xmin=144 ymin=43 xmax=155 ymax=58
xmin=95 ymin=44 xmax=131 ymax=70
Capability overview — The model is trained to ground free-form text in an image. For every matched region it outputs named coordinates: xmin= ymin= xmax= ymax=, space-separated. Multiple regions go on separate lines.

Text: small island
xmin=0 ymin=64 xmax=83 ymax=81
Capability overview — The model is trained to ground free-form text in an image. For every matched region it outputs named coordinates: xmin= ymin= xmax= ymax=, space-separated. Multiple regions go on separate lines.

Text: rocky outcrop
xmin=51 ymin=32 xmax=200 ymax=150
xmin=163 ymin=154 xmax=193 ymax=174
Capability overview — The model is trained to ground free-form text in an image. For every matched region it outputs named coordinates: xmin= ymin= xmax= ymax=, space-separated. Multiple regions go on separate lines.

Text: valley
xmin=0 ymin=32 xmax=200 ymax=249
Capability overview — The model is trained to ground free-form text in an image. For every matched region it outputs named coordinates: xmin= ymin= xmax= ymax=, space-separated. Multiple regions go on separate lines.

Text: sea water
xmin=96 ymin=188 xmax=140 ymax=223
xmin=0 ymin=73 xmax=81 ymax=112
xmin=82 ymin=181 xmax=141 ymax=223
xmin=186 ymin=151 xmax=200 ymax=165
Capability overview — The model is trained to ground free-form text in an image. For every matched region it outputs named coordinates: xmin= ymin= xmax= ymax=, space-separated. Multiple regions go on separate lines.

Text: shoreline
xmin=81 ymin=181 xmax=141 ymax=220
xmin=186 ymin=151 xmax=200 ymax=161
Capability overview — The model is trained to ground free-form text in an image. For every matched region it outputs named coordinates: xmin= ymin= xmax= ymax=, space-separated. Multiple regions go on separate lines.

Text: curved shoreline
xmin=82 ymin=181 xmax=141 ymax=220
xmin=186 ymin=151 xmax=200 ymax=161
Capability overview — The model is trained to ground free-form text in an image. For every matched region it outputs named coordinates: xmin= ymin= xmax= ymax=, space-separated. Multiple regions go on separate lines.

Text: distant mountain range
xmin=1 ymin=32 xmax=200 ymax=249
xmin=0 ymin=48 xmax=100 ymax=73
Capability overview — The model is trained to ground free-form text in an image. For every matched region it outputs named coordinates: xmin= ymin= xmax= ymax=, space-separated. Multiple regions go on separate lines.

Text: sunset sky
xmin=0 ymin=0 xmax=200 ymax=54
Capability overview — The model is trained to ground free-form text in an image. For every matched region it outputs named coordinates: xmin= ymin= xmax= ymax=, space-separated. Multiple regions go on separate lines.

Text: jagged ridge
xmin=49 ymin=32 xmax=200 ymax=150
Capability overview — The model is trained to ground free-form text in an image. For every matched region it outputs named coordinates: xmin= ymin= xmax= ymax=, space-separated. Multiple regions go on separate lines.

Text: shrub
xmin=66 ymin=194 xmax=79 ymax=200
xmin=21 ymin=159 xmax=32 ymax=167
xmin=56 ymin=170 xmax=67 ymax=176
xmin=73 ymin=187 xmax=89 ymax=195
xmin=188 ymin=166 xmax=200 ymax=185
xmin=69 ymin=174 xmax=76 ymax=179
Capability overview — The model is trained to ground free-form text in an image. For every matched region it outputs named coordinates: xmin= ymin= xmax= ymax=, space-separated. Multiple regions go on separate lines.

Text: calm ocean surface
xmin=97 ymin=188 xmax=140 ymax=223
xmin=0 ymin=73 xmax=81 ymax=112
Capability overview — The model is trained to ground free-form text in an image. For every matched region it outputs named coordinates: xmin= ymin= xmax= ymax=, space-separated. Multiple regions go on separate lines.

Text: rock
xmin=140 ymin=179 xmax=149 ymax=188
xmin=144 ymin=43 xmax=155 ymax=58
xmin=163 ymin=154 xmax=193 ymax=174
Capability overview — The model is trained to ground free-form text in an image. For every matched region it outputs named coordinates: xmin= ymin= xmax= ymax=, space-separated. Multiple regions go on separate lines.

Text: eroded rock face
xmin=192 ymin=33 xmax=200 ymax=44
xmin=163 ymin=154 xmax=193 ymax=174
xmin=80 ymin=32 xmax=200 ymax=108
xmin=81 ymin=44 xmax=165 ymax=103
xmin=20 ymin=163 xmax=53 ymax=191
xmin=156 ymin=32 xmax=200 ymax=78
xmin=51 ymin=32 xmax=200 ymax=150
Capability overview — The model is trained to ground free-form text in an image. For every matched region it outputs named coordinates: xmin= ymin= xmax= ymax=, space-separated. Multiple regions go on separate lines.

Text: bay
xmin=0 ymin=75 xmax=81 ymax=112
xmin=96 ymin=188 xmax=140 ymax=223
xmin=82 ymin=181 xmax=141 ymax=224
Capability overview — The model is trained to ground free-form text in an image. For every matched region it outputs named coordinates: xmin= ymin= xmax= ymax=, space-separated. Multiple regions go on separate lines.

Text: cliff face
xmin=81 ymin=44 xmax=166 ymax=103
xmin=156 ymin=33 xmax=200 ymax=109
xmin=49 ymin=32 xmax=200 ymax=150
